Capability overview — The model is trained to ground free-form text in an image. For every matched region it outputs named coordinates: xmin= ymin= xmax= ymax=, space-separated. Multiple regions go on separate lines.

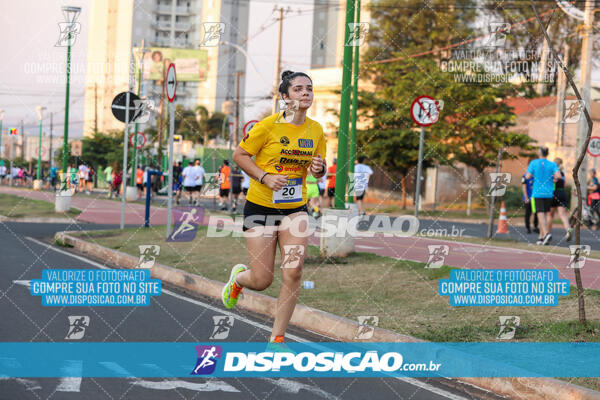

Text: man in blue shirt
xmin=521 ymin=172 xmax=538 ymax=234
xmin=525 ymin=146 xmax=561 ymax=245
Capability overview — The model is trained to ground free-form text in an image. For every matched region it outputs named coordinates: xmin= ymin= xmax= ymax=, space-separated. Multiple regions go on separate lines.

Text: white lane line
xmin=132 ymin=379 xmax=240 ymax=392
xmin=260 ymin=378 xmax=339 ymax=400
xmin=397 ymin=378 xmax=469 ymax=400
xmin=24 ymin=236 xmax=469 ymax=400
xmin=55 ymin=360 xmax=82 ymax=392
xmin=355 ymin=245 xmax=383 ymax=250
xmin=24 ymin=236 xmax=308 ymax=343
xmin=0 ymin=377 xmax=42 ymax=391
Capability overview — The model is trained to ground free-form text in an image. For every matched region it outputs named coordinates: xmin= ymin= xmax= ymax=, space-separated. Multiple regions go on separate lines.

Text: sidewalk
xmin=3 ymin=185 xmax=599 ymax=290
xmin=0 ymin=186 xmax=169 ymax=225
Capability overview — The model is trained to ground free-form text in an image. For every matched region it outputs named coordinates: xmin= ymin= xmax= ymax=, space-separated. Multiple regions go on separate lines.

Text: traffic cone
xmin=496 ymin=201 xmax=509 ymax=234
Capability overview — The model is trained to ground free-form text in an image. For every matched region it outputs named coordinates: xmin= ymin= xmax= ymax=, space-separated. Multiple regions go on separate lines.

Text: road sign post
xmin=166 ymin=63 xmax=177 ymax=238
xmin=111 ymin=91 xmax=139 ymax=229
xmin=410 ymin=95 xmax=441 ymax=218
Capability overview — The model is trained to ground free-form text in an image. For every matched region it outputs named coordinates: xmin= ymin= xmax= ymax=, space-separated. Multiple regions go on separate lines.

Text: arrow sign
xmin=166 ymin=63 xmax=177 ymax=103
xmin=111 ymin=91 xmax=140 ymax=123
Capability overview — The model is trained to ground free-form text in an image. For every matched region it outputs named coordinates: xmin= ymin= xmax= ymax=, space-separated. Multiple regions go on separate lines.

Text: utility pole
xmin=575 ymin=0 xmax=594 ymax=203
xmin=49 ymin=112 xmax=53 ymax=168
xmin=555 ymin=43 xmax=569 ymax=147
xmin=234 ymin=71 xmax=242 ymax=147
xmin=272 ymin=7 xmax=284 ymax=114
xmin=20 ymin=119 xmax=25 ymax=162
xmin=333 ymin=0 xmax=356 ymax=209
xmin=536 ymin=35 xmax=550 ymax=95
xmin=132 ymin=41 xmax=148 ymax=186
xmin=348 ymin=0 xmax=362 ymax=204
xmin=94 ymin=82 xmax=98 ymax=133
xmin=157 ymin=59 xmax=166 ymax=169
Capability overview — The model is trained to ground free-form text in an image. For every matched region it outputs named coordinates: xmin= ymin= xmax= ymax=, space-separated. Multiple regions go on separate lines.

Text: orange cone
xmin=496 ymin=201 xmax=509 ymax=234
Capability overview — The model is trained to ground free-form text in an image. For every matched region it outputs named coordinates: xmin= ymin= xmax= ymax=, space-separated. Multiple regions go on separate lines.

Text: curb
xmin=0 ymin=215 xmax=82 ymax=223
xmin=54 ymin=231 xmax=600 ymax=400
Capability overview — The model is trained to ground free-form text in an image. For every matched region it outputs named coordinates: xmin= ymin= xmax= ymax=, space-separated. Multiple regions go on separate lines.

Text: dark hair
xmin=223 ymin=160 xmax=229 ymax=166
xmin=357 ymin=156 xmax=366 ymax=163
xmin=278 ymin=70 xmax=312 ymax=97
xmin=540 ymin=146 xmax=549 ymax=157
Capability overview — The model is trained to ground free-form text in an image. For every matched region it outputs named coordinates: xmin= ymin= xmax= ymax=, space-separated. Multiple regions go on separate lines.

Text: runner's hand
xmin=310 ymin=153 xmax=325 ymax=176
xmin=264 ymin=174 xmax=288 ymax=191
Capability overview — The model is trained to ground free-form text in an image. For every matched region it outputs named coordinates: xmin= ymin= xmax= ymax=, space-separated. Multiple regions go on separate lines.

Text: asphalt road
xmin=0 ymin=222 xmax=503 ymax=400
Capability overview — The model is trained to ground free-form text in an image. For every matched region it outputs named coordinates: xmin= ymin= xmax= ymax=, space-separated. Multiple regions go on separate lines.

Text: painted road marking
xmin=24 ymin=236 xmax=472 ymax=400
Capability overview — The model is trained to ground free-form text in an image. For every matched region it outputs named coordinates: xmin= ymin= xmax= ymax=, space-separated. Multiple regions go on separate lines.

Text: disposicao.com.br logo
xmin=190 ymin=344 xmax=442 ymax=377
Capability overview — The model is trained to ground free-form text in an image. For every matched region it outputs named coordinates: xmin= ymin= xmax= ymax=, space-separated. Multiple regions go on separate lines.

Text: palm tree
xmin=195 ymin=105 xmax=210 ymax=146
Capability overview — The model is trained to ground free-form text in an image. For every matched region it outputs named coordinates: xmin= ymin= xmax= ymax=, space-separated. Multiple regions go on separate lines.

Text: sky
xmin=0 ymin=0 xmax=315 ymax=139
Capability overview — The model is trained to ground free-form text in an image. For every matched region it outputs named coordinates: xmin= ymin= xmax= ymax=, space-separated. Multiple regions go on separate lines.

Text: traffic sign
xmin=587 ymin=136 xmax=600 ymax=157
xmin=111 ymin=91 xmax=140 ymax=123
xmin=243 ymin=120 xmax=258 ymax=136
xmin=166 ymin=63 xmax=177 ymax=102
xmin=410 ymin=95 xmax=441 ymax=127
xmin=129 ymin=132 xmax=146 ymax=149
xmin=71 ymin=140 xmax=82 ymax=156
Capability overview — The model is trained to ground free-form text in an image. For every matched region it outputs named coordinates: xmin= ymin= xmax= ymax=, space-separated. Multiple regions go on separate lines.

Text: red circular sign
xmin=129 ymin=132 xmax=146 ymax=149
xmin=410 ymin=95 xmax=440 ymax=127
xmin=166 ymin=63 xmax=177 ymax=103
xmin=587 ymin=136 xmax=600 ymax=157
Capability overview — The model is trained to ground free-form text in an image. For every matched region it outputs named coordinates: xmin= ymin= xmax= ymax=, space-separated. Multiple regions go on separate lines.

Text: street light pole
xmin=36 ymin=106 xmax=47 ymax=182
xmin=60 ymin=6 xmax=81 ymax=189
xmin=334 ymin=0 xmax=356 ymax=209
xmin=348 ymin=0 xmax=362 ymax=204
xmin=0 ymin=110 xmax=4 ymax=163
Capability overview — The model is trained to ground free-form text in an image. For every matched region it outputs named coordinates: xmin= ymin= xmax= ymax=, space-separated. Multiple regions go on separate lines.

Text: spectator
xmin=525 ymin=146 xmax=561 ymax=245
xmin=112 ymin=170 xmax=122 ymax=198
xmin=0 ymin=161 xmax=6 ymax=184
xmin=136 ymin=166 xmax=144 ymax=198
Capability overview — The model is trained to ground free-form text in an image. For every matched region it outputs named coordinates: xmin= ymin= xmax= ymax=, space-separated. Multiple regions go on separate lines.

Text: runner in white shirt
xmin=191 ymin=159 xmax=205 ymax=205
xmin=353 ymin=156 xmax=374 ymax=215
xmin=181 ymin=161 xmax=196 ymax=205
xmin=0 ymin=164 xmax=6 ymax=184
xmin=241 ymin=170 xmax=250 ymax=197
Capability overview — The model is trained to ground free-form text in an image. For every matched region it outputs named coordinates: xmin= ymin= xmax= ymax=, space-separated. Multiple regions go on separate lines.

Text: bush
xmin=502 ymin=185 xmax=524 ymax=210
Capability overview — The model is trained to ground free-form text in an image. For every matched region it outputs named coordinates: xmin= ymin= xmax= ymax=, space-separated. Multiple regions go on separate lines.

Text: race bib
xmin=273 ymin=177 xmax=303 ymax=204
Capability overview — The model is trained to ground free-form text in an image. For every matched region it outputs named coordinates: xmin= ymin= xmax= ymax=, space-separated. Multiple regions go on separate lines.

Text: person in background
xmin=0 ymin=161 xmax=6 ymax=184
xmin=173 ymin=161 xmax=183 ymax=205
xmin=230 ymin=166 xmax=243 ymax=211
xmin=86 ymin=165 xmax=95 ymax=194
xmin=104 ymin=164 xmax=113 ymax=197
xmin=354 ymin=156 xmax=374 ymax=216
xmin=49 ymin=165 xmax=58 ymax=191
xmin=218 ymin=160 xmax=231 ymax=210
xmin=192 ymin=159 xmax=205 ymax=206
xmin=317 ymin=172 xmax=326 ymax=206
xmin=326 ymin=158 xmax=337 ymax=207
xmin=525 ymin=146 xmax=561 ymax=245
xmin=306 ymin=174 xmax=321 ymax=218
xmin=547 ymin=158 xmax=572 ymax=241
xmin=181 ymin=161 xmax=195 ymax=205
xmin=588 ymin=169 xmax=600 ymax=227
xmin=136 ymin=166 xmax=144 ymax=198
xmin=78 ymin=163 xmax=88 ymax=192
xmin=241 ymin=169 xmax=250 ymax=198
xmin=112 ymin=170 xmax=122 ymax=198
xmin=521 ymin=170 xmax=538 ymax=234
